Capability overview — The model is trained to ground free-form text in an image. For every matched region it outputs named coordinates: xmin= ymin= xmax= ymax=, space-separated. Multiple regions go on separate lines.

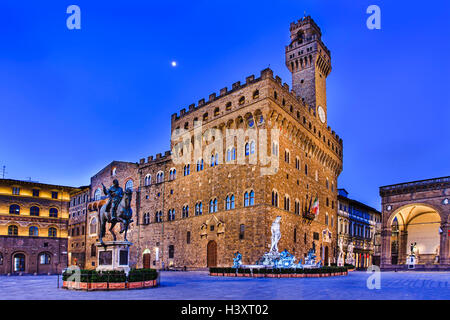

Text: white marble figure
xmin=345 ymin=241 xmax=355 ymax=265
xmin=270 ymin=216 xmax=282 ymax=253
xmin=337 ymin=237 xmax=345 ymax=267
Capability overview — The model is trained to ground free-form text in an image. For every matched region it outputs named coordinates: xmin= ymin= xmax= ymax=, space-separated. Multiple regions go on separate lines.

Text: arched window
xmin=195 ymin=202 xmax=203 ymax=216
xmin=209 ymin=199 xmax=217 ymax=213
xmin=250 ymin=141 xmax=255 ymax=154
xmin=226 ymin=194 xmax=235 ymax=210
xmin=143 ymin=213 xmax=150 ymax=225
xmin=30 ymin=206 xmax=40 ymax=216
xmin=0 ymin=253 xmax=3 ymax=265
xmin=156 ymin=172 xmax=164 ymax=183
xmin=48 ymin=227 xmax=57 ymax=238
xmin=214 ymin=107 xmax=220 ymax=116
xmin=272 ymin=190 xmax=278 ymax=207
xmin=39 ymin=253 xmax=51 ymax=265
xmin=295 ymin=157 xmax=300 ymax=170
xmin=245 ymin=143 xmax=250 ymax=156
xmin=124 ymin=179 xmax=133 ymax=191
xmin=49 ymin=208 xmax=58 ymax=218
xmin=325 ymin=213 xmax=329 ymax=225
xmin=197 ymin=159 xmax=204 ymax=171
xmin=91 ymin=244 xmax=96 ymax=257
xmin=244 ymin=191 xmax=255 ymax=207
xmin=284 ymin=195 xmax=290 ymax=211
xmin=9 ymin=204 xmax=20 ymax=215
xmin=253 ymin=90 xmax=259 ymax=99
xmin=144 ymin=174 xmax=152 ymax=186
xmin=272 ymin=141 xmax=279 ymax=156
xmin=168 ymin=209 xmax=175 ymax=221
xmin=8 ymin=225 xmax=18 ymax=236
xmin=13 ymin=253 xmax=25 ymax=272
xmin=94 ymin=188 xmax=102 ymax=201
xmin=295 ymin=199 xmax=300 ymax=215
xmin=184 ymin=165 xmax=190 ymax=176
xmin=90 ymin=218 xmax=97 ymax=234
xmin=239 ymin=96 xmax=245 ymax=105
xmin=169 ymin=169 xmax=176 ymax=181
xmin=182 ymin=206 xmax=189 ymax=218
xmin=29 ymin=226 xmax=39 ymax=236
xmin=227 ymin=148 xmax=236 ymax=162
xmin=285 ymin=150 xmax=290 ymax=163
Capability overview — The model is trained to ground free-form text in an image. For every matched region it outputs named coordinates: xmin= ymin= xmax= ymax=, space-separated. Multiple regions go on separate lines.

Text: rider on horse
xmin=102 ymin=179 xmax=123 ymax=223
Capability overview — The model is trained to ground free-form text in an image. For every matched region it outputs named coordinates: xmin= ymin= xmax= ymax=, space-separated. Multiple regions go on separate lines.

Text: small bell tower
xmin=285 ymin=16 xmax=331 ymax=123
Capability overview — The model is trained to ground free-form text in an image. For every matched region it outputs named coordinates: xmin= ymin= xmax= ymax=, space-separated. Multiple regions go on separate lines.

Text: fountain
xmin=235 ymin=216 xmax=321 ymax=270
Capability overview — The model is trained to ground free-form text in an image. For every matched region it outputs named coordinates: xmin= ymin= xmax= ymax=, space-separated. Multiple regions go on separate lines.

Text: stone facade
xmin=68 ymin=186 xmax=90 ymax=268
xmin=0 ymin=178 xmax=76 ymax=274
xmin=132 ymin=16 xmax=342 ymax=269
xmin=68 ymin=16 xmax=344 ymax=270
xmin=380 ymin=176 xmax=450 ymax=270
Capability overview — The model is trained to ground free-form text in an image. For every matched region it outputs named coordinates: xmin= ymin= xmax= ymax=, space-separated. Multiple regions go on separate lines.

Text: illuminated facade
xmin=0 ymin=178 xmax=76 ymax=274
xmin=337 ymin=189 xmax=381 ymax=269
xmin=380 ymin=176 xmax=450 ymax=270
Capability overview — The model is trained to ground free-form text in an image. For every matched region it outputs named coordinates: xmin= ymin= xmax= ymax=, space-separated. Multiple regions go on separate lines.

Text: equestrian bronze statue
xmin=98 ymin=179 xmax=134 ymax=245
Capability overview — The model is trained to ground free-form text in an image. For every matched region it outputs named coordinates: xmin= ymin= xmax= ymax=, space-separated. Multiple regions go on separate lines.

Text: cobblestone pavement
xmin=0 ymin=271 xmax=449 ymax=300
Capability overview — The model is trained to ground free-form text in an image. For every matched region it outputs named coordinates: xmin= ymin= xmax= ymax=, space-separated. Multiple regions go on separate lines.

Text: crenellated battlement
xmin=171 ymin=68 xmax=273 ymax=122
xmin=289 ymin=15 xmax=322 ymax=35
xmin=170 ymin=66 xmax=342 ymax=146
xmin=139 ymin=150 xmax=171 ymax=166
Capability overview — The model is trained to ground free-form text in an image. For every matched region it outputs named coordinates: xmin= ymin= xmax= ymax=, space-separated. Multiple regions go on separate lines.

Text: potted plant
xmin=90 ymin=272 xmax=108 ymax=290
xmin=127 ymin=269 xmax=144 ymax=289
xmin=106 ymin=271 xmax=126 ymax=290
xmin=79 ymin=270 xmax=92 ymax=290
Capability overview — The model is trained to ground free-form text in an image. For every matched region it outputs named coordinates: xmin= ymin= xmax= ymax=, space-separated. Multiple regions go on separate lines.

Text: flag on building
xmin=311 ymin=196 xmax=319 ymax=216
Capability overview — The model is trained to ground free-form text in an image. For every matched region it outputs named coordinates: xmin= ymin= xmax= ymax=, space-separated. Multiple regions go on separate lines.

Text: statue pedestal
xmin=96 ymin=241 xmax=132 ymax=275
xmin=406 ymin=254 xmax=417 ymax=269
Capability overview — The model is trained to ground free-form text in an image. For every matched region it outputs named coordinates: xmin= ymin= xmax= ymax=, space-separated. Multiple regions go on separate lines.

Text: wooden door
xmin=207 ymin=241 xmax=217 ymax=267
xmin=143 ymin=253 xmax=151 ymax=269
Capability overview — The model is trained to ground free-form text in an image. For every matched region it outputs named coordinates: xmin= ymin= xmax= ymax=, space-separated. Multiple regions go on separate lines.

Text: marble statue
xmin=337 ymin=237 xmax=345 ymax=267
xmin=345 ymin=241 xmax=355 ymax=265
xmin=270 ymin=216 xmax=282 ymax=253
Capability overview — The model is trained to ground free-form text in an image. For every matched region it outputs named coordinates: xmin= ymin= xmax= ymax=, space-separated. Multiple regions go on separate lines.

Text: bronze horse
xmin=98 ymin=189 xmax=133 ymax=245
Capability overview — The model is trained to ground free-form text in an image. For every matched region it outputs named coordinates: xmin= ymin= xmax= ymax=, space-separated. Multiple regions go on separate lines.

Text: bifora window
xmin=195 ymin=202 xmax=203 ymax=216
xmin=209 ymin=199 xmax=218 ymax=213
xmin=225 ymin=195 xmax=235 ymax=210
xmin=244 ymin=191 xmax=255 ymax=207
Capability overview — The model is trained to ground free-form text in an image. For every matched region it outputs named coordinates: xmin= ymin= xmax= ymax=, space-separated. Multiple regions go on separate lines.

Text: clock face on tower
xmin=318 ymin=106 xmax=326 ymax=123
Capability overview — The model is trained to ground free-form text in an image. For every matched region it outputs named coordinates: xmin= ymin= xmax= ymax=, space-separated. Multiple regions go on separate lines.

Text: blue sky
xmin=1 ymin=1 xmax=449 ymax=209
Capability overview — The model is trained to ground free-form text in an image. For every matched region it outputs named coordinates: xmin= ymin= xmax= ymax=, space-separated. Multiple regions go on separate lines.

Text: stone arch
xmin=386 ymin=203 xmax=443 ymax=265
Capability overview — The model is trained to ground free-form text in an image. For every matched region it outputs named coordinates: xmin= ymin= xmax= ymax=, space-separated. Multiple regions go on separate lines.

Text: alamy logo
xmin=171 ymin=122 xmax=280 ymax=176
xmin=66 ymin=5 xmax=81 ymax=30
xmin=66 ymin=265 xmax=81 ymax=283
xmin=366 ymin=5 xmax=381 ymax=30
xmin=366 ymin=265 xmax=381 ymax=289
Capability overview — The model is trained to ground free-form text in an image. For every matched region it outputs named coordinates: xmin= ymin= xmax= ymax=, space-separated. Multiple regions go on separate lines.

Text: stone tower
xmin=285 ymin=16 xmax=331 ymax=125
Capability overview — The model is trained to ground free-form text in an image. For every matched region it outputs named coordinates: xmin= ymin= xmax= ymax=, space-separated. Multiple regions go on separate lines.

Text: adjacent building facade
xmin=0 ymin=179 xmax=76 ymax=274
xmin=337 ymin=189 xmax=381 ymax=268
xmin=69 ymin=16 xmax=344 ymax=270
xmin=380 ymin=176 xmax=450 ymax=270
xmin=67 ymin=186 xmax=90 ymax=268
